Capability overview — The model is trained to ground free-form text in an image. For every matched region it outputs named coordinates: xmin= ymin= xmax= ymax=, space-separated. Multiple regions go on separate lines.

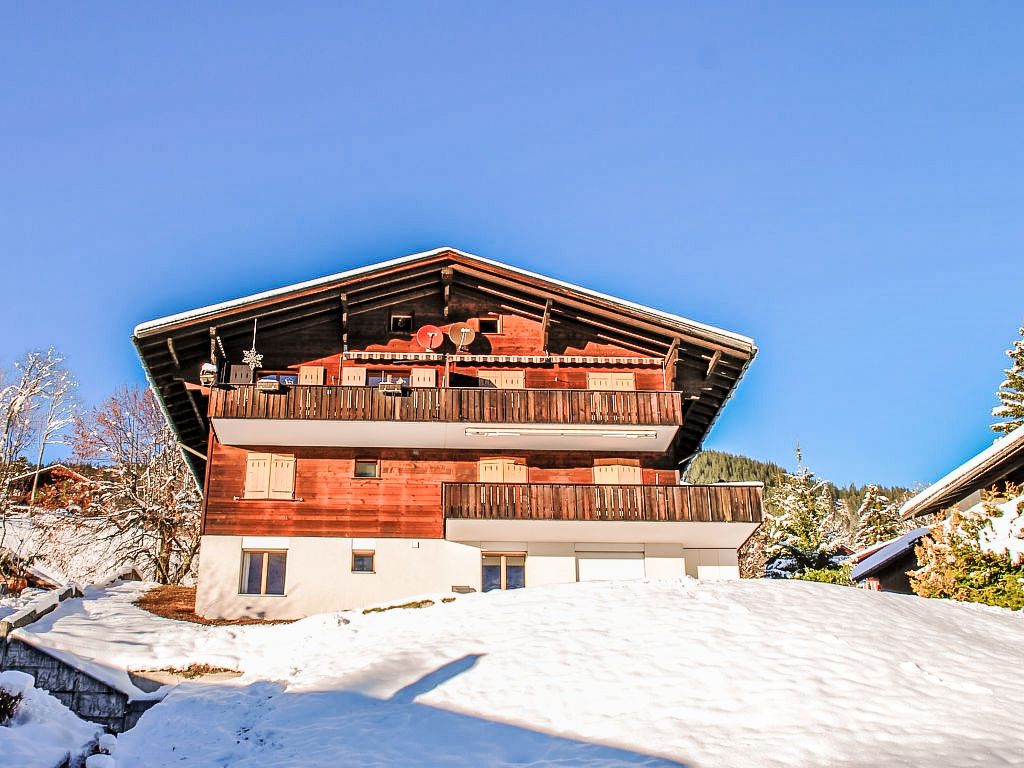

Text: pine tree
xmin=854 ymin=485 xmax=909 ymax=549
xmin=992 ymin=323 xmax=1024 ymax=435
xmin=762 ymin=449 xmax=844 ymax=576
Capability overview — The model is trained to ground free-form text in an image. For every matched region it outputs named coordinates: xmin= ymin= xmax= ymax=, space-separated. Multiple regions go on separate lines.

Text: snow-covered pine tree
xmin=992 ymin=323 xmax=1024 ymax=435
xmin=854 ymin=484 xmax=909 ymax=549
xmin=762 ymin=449 xmax=844 ymax=577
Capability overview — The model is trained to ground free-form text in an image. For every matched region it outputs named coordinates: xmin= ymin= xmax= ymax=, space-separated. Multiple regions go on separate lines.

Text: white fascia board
xmin=132 ymin=246 xmax=756 ymax=352
xmin=899 ymin=422 xmax=1024 ymax=518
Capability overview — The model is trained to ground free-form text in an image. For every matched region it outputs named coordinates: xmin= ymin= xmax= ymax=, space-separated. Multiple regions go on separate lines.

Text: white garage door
xmin=576 ymin=552 xmax=645 ymax=582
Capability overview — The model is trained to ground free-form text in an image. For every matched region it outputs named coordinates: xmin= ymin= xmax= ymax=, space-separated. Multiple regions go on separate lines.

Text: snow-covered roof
xmin=850 ymin=527 xmax=930 ymax=581
xmin=133 ymin=246 xmax=756 ymax=351
xmin=899 ymin=423 xmax=1024 ymax=519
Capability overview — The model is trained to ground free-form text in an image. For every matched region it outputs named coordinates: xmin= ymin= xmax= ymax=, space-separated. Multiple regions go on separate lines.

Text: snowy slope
xmin=16 ymin=579 xmax=1024 ymax=768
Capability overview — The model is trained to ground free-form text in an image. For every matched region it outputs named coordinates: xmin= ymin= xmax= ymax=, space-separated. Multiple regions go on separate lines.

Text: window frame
xmin=239 ymin=549 xmax=287 ymax=596
xmin=389 ymin=313 xmax=414 ymax=334
xmin=352 ymin=550 xmax=375 ymax=573
xmin=481 ymin=551 xmax=526 ymax=592
xmin=477 ymin=316 xmax=501 ymax=335
xmin=354 ymin=459 xmax=380 ymax=479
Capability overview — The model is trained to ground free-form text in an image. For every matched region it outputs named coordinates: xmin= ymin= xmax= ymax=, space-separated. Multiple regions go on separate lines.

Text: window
xmin=298 ymin=365 xmax=325 ymax=385
xmin=244 ymin=453 xmax=295 ymax=500
xmin=355 ymin=459 xmax=379 ymax=479
xmin=478 ymin=317 xmax=500 ymax=334
xmin=342 ymin=367 xmax=367 ymax=386
xmin=482 ymin=553 xmax=525 ymax=591
xmin=367 ymin=369 xmax=410 ymax=387
xmin=390 ymin=314 xmax=413 ymax=334
xmin=478 ymin=458 xmax=528 ymax=483
xmin=240 ymin=550 xmax=286 ymax=595
xmin=352 ymin=551 xmax=375 ymax=572
xmin=410 ymin=368 xmax=436 ymax=387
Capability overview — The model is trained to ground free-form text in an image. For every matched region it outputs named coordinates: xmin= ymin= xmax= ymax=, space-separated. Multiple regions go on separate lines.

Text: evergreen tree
xmin=762 ymin=449 xmax=844 ymax=577
xmin=854 ymin=485 xmax=909 ymax=549
xmin=991 ymin=323 xmax=1024 ymax=435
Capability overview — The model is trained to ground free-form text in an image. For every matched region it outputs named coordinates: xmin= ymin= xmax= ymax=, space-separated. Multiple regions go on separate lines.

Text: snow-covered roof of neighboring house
xmin=899 ymin=423 xmax=1024 ymax=519
xmin=850 ymin=527 xmax=930 ymax=582
xmin=5 ymin=464 xmax=88 ymax=486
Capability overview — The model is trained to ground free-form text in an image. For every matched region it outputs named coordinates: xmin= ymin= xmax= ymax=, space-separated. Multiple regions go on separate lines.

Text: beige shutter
xmin=410 ymin=368 xmax=436 ymax=387
xmin=593 ymin=464 xmax=619 ymax=484
xmin=299 ymin=366 xmax=325 ymax=385
xmin=342 ymin=367 xmax=367 ymax=386
xmin=478 ymin=370 xmax=501 ymax=389
xmin=587 ymin=372 xmax=612 ymax=390
xmin=502 ymin=370 xmax=525 ymax=389
xmin=504 ymin=462 xmax=527 ymax=483
xmin=611 ymin=372 xmax=636 ymax=391
xmin=244 ymin=453 xmax=271 ymax=499
xmin=618 ymin=465 xmax=642 ymax=484
xmin=268 ymin=455 xmax=296 ymax=499
xmin=479 ymin=459 xmax=504 ymax=482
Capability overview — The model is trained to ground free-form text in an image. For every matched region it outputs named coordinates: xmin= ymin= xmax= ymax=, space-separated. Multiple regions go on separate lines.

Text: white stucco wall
xmin=684 ymin=548 xmax=740 ymax=580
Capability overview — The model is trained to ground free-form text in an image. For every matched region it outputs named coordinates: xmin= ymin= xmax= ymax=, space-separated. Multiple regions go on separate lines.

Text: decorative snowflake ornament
xmin=242 ymin=347 xmax=263 ymax=371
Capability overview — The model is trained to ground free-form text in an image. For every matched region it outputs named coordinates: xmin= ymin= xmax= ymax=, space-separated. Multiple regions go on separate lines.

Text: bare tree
xmin=55 ymin=385 xmax=202 ymax=584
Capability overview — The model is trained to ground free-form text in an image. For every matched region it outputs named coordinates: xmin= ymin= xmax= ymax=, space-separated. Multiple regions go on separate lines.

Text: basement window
xmin=240 ymin=550 xmax=287 ymax=595
xmin=355 ymin=459 xmax=379 ymax=479
xmin=352 ymin=550 xmax=375 ymax=573
xmin=478 ymin=317 xmax=500 ymax=334
xmin=389 ymin=314 xmax=413 ymax=334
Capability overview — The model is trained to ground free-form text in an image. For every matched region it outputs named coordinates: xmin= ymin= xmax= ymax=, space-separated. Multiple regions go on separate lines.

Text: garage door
xmin=576 ymin=552 xmax=645 ymax=582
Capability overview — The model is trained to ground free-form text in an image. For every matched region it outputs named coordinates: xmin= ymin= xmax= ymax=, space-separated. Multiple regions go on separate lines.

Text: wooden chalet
xmin=133 ymin=247 xmax=762 ymax=618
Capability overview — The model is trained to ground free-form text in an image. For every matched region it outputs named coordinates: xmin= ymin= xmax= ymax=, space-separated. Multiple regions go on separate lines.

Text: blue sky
xmin=2 ymin=3 xmax=1021 ymax=488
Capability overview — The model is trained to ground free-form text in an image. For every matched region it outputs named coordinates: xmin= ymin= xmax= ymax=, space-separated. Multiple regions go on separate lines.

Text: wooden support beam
xmin=177 ymin=442 xmax=208 ymax=461
xmin=541 ymin=298 xmax=553 ymax=354
xmin=166 ymin=338 xmax=181 ymax=369
xmin=441 ymin=267 xmax=453 ymax=320
xmin=209 ymin=328 xmax=218 ymax=366
xmin=340 ymin=292 xmax=349 ymax=351
xmin=348 ymin=277 xmax=439 ymax=307
xmin=705 ymin=350 xmax=722 ymax=380
xmin=663 ymin=337 xmax=680 ymax=390
xmin=348 ymin=286 xmax=441 ymax=316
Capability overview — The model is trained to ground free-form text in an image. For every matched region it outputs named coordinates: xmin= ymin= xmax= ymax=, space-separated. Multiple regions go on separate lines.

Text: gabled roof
xmin=850 ymin=527 xmax=930 ymax=581
xmin=132 ymin=247 xmax=758 ymax=482
xmin=899 ymin=423 xmax=1024 ymax=519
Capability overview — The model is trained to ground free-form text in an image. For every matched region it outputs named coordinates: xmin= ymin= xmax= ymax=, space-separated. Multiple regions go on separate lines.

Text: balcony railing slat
xmin=442 ymin=483 xmax=763 ymax=524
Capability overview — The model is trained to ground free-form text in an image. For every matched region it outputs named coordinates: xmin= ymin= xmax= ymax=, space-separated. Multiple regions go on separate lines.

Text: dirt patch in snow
xmin=134 ymin=586 xmax=293 ymax=626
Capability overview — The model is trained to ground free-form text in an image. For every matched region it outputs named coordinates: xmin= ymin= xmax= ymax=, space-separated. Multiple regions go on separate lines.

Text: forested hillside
xmin=683 ymin=450 xmax=912 ymax=512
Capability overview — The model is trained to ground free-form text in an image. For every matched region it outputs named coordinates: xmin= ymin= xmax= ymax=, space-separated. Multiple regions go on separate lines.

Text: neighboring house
xmin=3 ymin=465 xmax=91 ymax=508
xmin=133 ymin=247 xmax=762 ymax=619
xmin=899 ymin=423 xmax=1024 ymax=520
xmin=849 ymin=527 xmax=930 ymax=593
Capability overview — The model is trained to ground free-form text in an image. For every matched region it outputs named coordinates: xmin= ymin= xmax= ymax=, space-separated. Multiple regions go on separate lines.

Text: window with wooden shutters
xmin=479 ymin=370 xmax=525 ymax=389
xmin=593 ymin=464 xmax=642 ymax=484
xmin=244 ymin=453 xmax=296 ymax=500
xmin=478 ymin=458 xmax=527 ymax=482
xmin=587 ymin=372 xmax=612 ymax=390
xmin=342 ymin=367 xmax=367 ymax=386
xmin=410 ymin=368 xmax=436 ymax=387
xmin=299 ymin=365 xmax=325 ymax=385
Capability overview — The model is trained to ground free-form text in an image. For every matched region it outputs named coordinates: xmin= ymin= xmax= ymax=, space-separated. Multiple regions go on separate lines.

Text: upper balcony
xmin=443 ymin=482 xmax=763 ymax=546
xmin=208 ymin=384 xmax=685 ymax=451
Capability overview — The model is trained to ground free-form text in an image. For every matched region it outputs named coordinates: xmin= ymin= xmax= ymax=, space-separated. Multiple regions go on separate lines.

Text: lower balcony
xmin=443 ymin=482 xmax=763 ymax=547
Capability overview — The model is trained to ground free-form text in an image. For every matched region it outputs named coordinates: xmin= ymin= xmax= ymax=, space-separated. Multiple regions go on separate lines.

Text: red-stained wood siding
xmin=203 ymin=442 xmax=679 ymax=538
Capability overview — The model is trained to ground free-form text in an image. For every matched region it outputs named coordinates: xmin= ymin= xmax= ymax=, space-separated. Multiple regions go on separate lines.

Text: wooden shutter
xmin=478 ymin=459 xmax=504 ymax=482
xmin=502 ymin=371 xmax=525 ymax=389
xmin=618 ymin=465 xmax=642 ymax=484
xmin=593 ymin=464 xmax=619 ymax=484
xmin=268 ymin=455 xmax=296 ymax=500
xmin=504 ymin=462 xmax=527 ymax=483
xmin=411 ymin=368 xmax=436 ymax=387
xmin=299 ymin=366 xmax=325 ymax=385
xmin=587 ymin=372 xmax=612 ymax=390
xmin=478 ymin=370 xmax=501 ymax=389
xmin=244 ymin=453 xmax=271 ymax=499
xmin=342 ymin=367 xmax=367 ymax=386
xmin=229 ymin=365 xmax=253 ymax=385
xmin=611 ymin=372 xmax=636 ymax=391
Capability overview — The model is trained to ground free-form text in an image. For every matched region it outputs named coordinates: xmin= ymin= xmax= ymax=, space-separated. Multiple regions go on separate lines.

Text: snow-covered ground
xmin=12 ymin=578 xmax=1024 ymax=767
xmin=0 ymin=670 xmax=101 ymax=768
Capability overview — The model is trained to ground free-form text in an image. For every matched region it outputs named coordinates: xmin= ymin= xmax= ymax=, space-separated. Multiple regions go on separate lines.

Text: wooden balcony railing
xmin=442 ymin=483 xmax=763 ymax=523
xmin=208 ymin=385 xmax=685 ymax=427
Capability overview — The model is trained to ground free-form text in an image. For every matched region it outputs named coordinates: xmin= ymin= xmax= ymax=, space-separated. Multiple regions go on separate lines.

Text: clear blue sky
xmin=2 ymin=3 xmax=1021 ymax=489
